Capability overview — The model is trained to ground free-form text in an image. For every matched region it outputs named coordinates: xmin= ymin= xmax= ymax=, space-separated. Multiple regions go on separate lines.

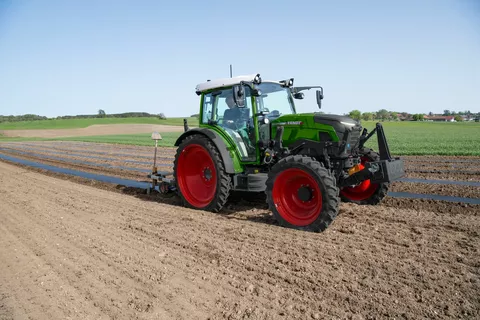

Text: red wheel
xmin=176 ymin=144 xmax=217 ymax=207
xmin=266 ymin=155 xmax=340 ymax=233
xmin=174 ymin=134 xmax=231 ymax=212
xmin=340 ymin=157 xmax=379 ymax=201
xmin=340 ymin=149 xmax=389 ymax=205
xmin=272 ymin=168 xmax=323 ymax=226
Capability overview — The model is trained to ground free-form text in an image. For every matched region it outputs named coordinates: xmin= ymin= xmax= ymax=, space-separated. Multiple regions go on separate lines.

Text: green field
xmin=1 ymin=121 xmax=479 ymax=156
xmin=0 ymin=117 xmax=199 ymax=130
xmin=361 ymin=121 xmax=480 ymax=155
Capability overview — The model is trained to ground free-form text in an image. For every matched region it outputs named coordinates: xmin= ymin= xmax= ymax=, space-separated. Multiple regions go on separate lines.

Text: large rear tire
xmin=173 ymin=134 xmax=231 ymax=212
xmin=340 ymin=148 xmax=389 ymax=205
xmin=265 ymin=155 xmax=340 ymax=233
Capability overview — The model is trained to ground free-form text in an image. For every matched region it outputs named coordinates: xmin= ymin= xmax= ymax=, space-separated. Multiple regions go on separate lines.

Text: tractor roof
xmin=195 ymin=74 xmax=281 ymax=94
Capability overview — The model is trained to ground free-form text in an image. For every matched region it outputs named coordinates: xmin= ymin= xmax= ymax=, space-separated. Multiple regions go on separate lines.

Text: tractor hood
xmin=313 ymin=113 xmax=360 ymax=138
xmin=269 ymin=112 xmax=362 ymax=144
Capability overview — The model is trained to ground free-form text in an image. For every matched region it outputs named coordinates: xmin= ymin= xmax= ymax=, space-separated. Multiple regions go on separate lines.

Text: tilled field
xmin=0 ymin=141 xmax=479 ymax=319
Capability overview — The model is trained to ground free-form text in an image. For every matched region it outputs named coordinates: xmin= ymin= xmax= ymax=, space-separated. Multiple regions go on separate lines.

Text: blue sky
xmin=0 ymin=0 xmax=479 ymax=118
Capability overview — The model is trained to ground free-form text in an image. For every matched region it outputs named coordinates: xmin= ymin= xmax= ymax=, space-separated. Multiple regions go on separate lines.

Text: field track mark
xmin=1 ymin=153 xmax=479 ymax=206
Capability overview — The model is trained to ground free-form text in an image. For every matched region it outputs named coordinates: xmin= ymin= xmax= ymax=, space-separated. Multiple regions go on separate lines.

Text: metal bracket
xmin=375 ymin=123 xmax=392 ymax=160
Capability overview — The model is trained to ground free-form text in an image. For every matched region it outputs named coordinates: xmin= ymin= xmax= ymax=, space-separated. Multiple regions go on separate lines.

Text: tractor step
xmin=233 ymin=173 xmax=268 ymax=192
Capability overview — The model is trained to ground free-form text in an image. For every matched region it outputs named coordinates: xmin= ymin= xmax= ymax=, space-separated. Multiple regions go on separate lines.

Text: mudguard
xmin=174 ymin=128 xmax=236 ymax=174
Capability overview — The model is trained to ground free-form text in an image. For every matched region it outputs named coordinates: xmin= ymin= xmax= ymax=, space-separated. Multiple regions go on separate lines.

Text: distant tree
xmin=390 ymin=112 xmax=399 ymax=121
xmin=443 ymin=109 xmax=451 ymax=116
xmin=451 ymin=111 xmax=457 ymax=116
xmin=349 ymin=110 xmax=362 ymax=121
xmin=428 ymin=111 xmax=433 ymax=116
xmin=377 ymin=109 xmax=389 ymax=121
xmin=412 ymin=113 xmax=425 ymax=121
xmin=98 ymin=109 xmax=106 ymax=118
xmin=454 ymin=115 xmax=463 ymax=122
xmin=362 ymin=112 xmax=373 ymax=121
xmin=158 ymin=113 xmax=167 ymax=120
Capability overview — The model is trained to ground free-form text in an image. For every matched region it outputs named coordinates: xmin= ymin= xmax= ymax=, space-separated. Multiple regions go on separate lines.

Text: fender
xmin=174 ymin=128 xmax=235 ymax=174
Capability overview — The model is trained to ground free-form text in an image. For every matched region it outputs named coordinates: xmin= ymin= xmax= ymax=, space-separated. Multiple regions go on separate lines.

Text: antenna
xmin=230 ymin=64 xmax=233 ymax=78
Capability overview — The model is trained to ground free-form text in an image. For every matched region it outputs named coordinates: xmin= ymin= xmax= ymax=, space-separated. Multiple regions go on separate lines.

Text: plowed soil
xmin=1 ymin=142 xmax=479 ymax=319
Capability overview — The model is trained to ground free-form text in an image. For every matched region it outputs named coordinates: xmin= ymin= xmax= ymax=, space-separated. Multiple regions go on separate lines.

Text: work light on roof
xmin=279 ymin=78 xmax=294 ymax=87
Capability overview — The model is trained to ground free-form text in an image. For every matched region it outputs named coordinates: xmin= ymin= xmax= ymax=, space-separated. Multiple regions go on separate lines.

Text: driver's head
xmin=225 ymin=95 xmax=236 ymax=109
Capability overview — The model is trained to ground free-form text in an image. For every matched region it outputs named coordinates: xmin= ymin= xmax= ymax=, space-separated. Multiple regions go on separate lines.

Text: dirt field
xmin=0 ymin=124 xmax=186 ymax=138
xmin=0 ymin=142 xmax=479 ymax=319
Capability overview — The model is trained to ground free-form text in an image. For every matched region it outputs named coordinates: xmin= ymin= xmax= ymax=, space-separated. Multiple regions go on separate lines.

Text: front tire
xmin=173 ymin=134 xmax=231 ymax=212
xmin=340 ymin=148 xmax=389 ymax=205
xmin=265 ymin=155 xmax=340 ymax=233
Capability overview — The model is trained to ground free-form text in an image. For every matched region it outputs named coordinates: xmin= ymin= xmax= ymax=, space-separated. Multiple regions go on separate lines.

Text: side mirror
xmin=316 ymin=89 xmax=324 ymax=109
xmin=294 ymin=92 xmax=305 ymax=99
xmin=233 ymin=85 xmax=245 ymax=107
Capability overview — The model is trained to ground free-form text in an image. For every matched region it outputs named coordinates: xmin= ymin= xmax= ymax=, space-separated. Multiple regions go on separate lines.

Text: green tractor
xmin=150 ymin=73 xmax=405 ymax=232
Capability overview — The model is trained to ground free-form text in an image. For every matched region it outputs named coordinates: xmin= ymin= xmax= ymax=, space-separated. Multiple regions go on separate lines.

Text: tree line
xmin=0 ymin=114 xmax=49 ymax=122
xmin=348 ymin=109 xmax=479 ymax=122
xmin=442 ymin=110 xmax=473 ymax=116
xmin=0 ymin=110 xmax=167 ymax=123
xmin=348 ymin=109 xmax=402 ymax=121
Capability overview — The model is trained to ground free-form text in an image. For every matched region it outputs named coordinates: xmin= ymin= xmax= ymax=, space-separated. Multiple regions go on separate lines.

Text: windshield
xmin=256 ymin=82 xmax=295 ymax=119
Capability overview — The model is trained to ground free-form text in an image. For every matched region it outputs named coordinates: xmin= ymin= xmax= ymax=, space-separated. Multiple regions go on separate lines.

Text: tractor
xmin=149 ymin=73 xmax=405 ymax=232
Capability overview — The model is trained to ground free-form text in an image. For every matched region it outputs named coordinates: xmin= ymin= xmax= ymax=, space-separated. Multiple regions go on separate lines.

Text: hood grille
xmin=349 ymin=128 xmax=361 ymax=147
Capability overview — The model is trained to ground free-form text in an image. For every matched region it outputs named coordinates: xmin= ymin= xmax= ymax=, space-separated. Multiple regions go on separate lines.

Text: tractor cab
xmin=194 ymin=74 xmax=314 ymax=164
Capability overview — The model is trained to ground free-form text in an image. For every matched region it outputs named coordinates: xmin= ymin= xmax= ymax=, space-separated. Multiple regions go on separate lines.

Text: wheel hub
xmin=297 ymin=185 xmax=313 ymax=202
xmin=203 ymin=167 xmax=212 ymax=181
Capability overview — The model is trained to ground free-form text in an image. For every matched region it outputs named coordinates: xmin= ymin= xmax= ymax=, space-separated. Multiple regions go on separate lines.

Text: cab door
xmin=201 ymin=86 xmax=257 ymax=162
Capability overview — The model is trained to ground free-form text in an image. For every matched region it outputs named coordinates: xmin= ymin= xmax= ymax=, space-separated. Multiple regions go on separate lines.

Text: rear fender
xmin=174 ymin=128 xmax=237 ymax=174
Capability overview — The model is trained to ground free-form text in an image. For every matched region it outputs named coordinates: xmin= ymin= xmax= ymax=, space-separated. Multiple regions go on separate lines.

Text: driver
xmin=222 ymin=93 xmax=255 ymax=154
xmin=224 ymin=94 xmax=240 ymax=116
xmin=223 ymin=94 xmax=242 ymax=125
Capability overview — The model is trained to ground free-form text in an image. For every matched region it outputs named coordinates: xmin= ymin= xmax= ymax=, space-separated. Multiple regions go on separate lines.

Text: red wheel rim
xmin=272 ymin=168 xmax=323 ymax=226
xmin=177 ymin=144 xmax=217 ymax=208
xmin=340 ymin=156 xmax=379 ymax=201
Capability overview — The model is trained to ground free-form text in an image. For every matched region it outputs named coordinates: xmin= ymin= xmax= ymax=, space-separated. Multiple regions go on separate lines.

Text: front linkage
xmin=338 ymin=123 xmax=405 ymax=188
xmin=261 ymin=122 xmax=405 ymax=188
